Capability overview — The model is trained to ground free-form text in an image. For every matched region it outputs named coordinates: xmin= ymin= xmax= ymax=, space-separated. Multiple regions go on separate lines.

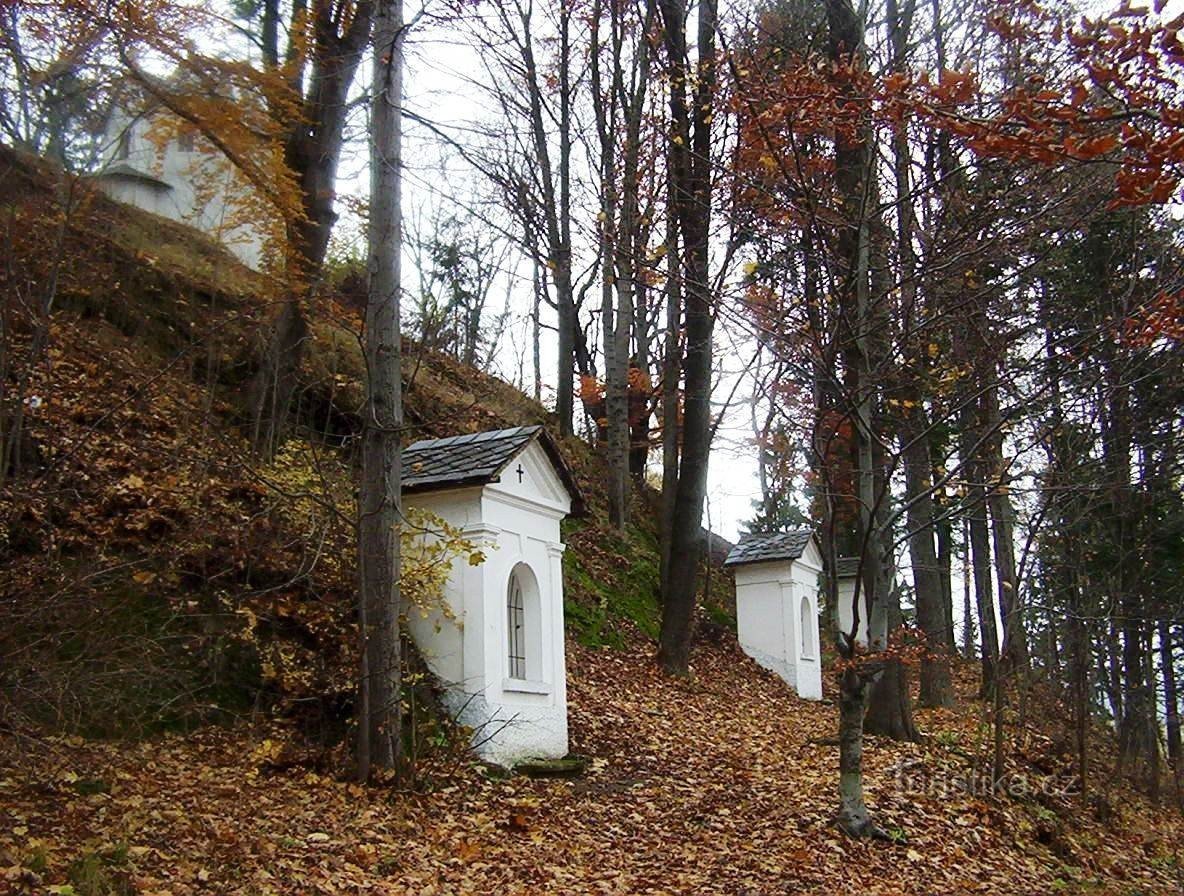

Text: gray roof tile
xmin=724 ymin=528 xmax=814 ymax=567
xmin=401 ymin=425 xmax=585 ymax=514
xmin=402 ymin=426 xmax=538 ymax=490
xmin=835 ymin=556 xmax=862 ymax=577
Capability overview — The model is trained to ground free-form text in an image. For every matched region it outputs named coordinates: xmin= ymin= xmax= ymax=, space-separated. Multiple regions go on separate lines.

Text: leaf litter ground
xmin=3 ymin=640 xmax=1182 ymax=895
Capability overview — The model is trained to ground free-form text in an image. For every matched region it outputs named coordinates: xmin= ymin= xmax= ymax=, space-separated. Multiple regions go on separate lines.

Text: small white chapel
xmin=401 ymin=426 xmax=584 ymax=767
xmin=725 ymin=528 xmax=824 ymax=701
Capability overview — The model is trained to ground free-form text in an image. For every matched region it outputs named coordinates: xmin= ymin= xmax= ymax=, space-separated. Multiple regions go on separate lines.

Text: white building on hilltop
xmin=401 ymin=426 xmax=584 ymax=767
xmin=93 ymin=101 xmax=273 ymax=270
xmin=725 ymin=529 xmax=823 ymax=701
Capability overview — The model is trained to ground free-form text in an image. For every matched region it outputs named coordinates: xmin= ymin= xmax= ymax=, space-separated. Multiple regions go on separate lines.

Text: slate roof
xmin=401 ymin=425 xmax=585 ymax=514
xmin=724 ymin=528 xmax=815 ymax=567
xmin=95 ymin=162 xmax=172 ymax=189
xmin=835 ymin=556 xmax=862 ymax=577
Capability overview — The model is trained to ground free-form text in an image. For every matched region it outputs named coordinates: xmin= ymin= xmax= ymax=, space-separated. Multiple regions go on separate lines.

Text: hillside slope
xmin=0 ymin=144 xmax=676 ymax=738
xmin=1 ymin=146 xmax=1181 ymax=895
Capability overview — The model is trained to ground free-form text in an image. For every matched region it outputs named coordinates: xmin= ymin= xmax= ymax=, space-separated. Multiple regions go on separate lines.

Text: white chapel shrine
xmin=401 ymin=426 xmax=584 ymax=767
xmin=724 ymin=529 xmax=824 ymax=701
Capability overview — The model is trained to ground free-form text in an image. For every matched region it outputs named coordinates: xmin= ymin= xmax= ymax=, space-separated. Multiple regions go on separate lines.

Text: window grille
xmin=177 ymin=131 xmax=196 ymax=152
xmin=507 ymin=575 xmax=526 ymax=679
xmin=800 ymin=597 xmax=814 ymax=659
xmin=117 ymin=130 xmax=131 ymax=160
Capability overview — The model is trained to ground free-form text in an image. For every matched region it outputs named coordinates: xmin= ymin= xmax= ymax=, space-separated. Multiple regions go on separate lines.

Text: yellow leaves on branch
xmin=29 ymin=0 xmax=309 ymax=278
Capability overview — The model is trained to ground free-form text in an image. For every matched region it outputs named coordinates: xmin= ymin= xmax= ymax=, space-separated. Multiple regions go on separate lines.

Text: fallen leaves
xmin=2 ymin=643 xmax=1182 ymax=895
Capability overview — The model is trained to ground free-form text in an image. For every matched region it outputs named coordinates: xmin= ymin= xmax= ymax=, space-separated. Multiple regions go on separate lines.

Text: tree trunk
xmin=501 ymin=0 xmax=576 ymax=435
xmin=248 ymin=298 xmax=308 ymax=458
xmin=356 ymin=0 xmax=404 ymax=781
xmin=1161 ymin=620 xmax=1181 ymax=770
xmin=657 ymin=0 xmax=716 ymax=673
xmin=962 ymin=516 xmax=975 ymax=657
xmin=1105 ymin=617 xmax=1124 ymax=726
xmin=984 ymin=387 xmax=1030 ymax=679
xmin=886 ymin=0 xmax=950 ymax=709
xmin=659 ymin=161 xmax=681 ymax=602
xmin=249 ymin=1 xmax=376 ymax=455
xmin=532 ymin=261 xmax=543 ymax=402
xmin=1069 ymin=571 xmax=1089 ymax=794
xmin=904 ymin=415 xmax=953 ymax=708
xmin=864 ymin=565 xmax=920 ymax=740
xmin=556 ymin=2 xmax=575 ymax=435
xmin=837 ymin=668 xmax=886 ymax=838
xmin=969 ymin=501 xmax=999 ymax=698
xmin=937 ymin=512 xmax=956 ymax=652
xmin=592 ymin=0 xmax=650 ymax=531
xmin=961 ymin=396 xmax=999 ymax=698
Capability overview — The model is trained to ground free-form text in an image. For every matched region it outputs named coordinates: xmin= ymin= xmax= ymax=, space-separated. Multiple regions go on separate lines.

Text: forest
xmin=1 ymin=0 xmax=1183 ymax=892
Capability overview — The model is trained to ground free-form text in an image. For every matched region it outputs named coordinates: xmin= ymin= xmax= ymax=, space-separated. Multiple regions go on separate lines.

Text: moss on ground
xmin=563 ymin=520 xmax=662 ymax=648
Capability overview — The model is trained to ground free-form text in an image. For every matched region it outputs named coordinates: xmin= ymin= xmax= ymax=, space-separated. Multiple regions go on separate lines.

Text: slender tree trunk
xmin=1106 ymin=616 xmax=1125 ymax=725
xmin=532 ymin=262 xmax=543 ymax=402
xmin=555 ymin=3 xmax=575 ymax=434
xmin=961 ymin=395 xmax=999 ymax=698
xmin=1069 ymin=569 xmax=1089 ymax=794
xmin=905 ymin=419 xmax=953 ymax=707
xmin=1161 ymin=620 xmax=1181 ymax=770
xmin=1160 ymin=622 xmax=1182 ymax=807
xmin=612 ymin=8 xmax=652 ymax=512
xmin=509 ymin=0 xmax=575 ymax=435
xmin=837 ymin=667 xmax=886 ymax=838
xmin=659 ymin=163 xmax=681 ymax=602
xmin=593 ymin=0 xmax=648 ymax=531
xmin=937 ymin=513 xmax=956 ymax=652
xmin=886 ymin=0 xmax=950 ymax=709
xmin=357 ymin=0 xmax=404 ymax=780
xmin=248 ymin=299 xmax=308 ymax=458
xmin=962 ymin=516 xmax=975 ymax=658
xmin=657 ymin=0 xmax=717 ymax=673
xmin=1147 ymin=628 xmax=1161 ymax=803
xmin=984 ymin=387 xmax=1030 ymax=679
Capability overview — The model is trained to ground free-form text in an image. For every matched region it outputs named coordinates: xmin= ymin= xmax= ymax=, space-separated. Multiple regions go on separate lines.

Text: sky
xmin=339 ymin=0 xmax=1184 ymax=546
xmin=353 ymin=7 xmax=770 ymax=544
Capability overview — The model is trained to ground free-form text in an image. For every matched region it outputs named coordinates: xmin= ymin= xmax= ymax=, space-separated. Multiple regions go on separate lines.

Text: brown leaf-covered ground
xmin=3 ymin=640 xmax=1181 ymax=895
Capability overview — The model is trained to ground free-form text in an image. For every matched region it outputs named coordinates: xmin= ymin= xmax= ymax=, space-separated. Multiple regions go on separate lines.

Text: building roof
xmin=835 ymin=556 xmax=862 ymax=578
xmin=401 ymin=425 xmax=585 ymax=514
xmin=724 ymin=528 xmax=815 ymax=567
xmin=94 ymin=162 xmax=172 ymax=189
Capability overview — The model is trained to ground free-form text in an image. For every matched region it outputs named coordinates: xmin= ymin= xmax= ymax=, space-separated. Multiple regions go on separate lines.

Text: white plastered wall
xmin=790 ymin=540 xmax=823 ymax=700
xmin=835 ymin=572 xmax=870 ymax=647
xmin=404 ymin=439 xmax=571 ymax=767
xmin=95 ymin=110 xmax=268 ymax=270
xmin=733 ymin=541 xmax=823 ymax=701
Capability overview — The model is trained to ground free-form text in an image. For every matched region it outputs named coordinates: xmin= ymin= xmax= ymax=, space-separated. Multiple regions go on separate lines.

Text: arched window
xmin=800 ymin=596 xmax=814 ymax=660
xmin=507 ymin=573 xmax=526 ymax=679
xmin=505 ymin=563 xmax=542 ymax=682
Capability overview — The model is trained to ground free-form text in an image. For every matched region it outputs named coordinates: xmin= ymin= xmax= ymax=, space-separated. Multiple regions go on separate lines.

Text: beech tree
xmin=240 ymin=0 xmax=378 ymax=456
xmin=356 ymin=0 xmax=405 ymax=780
xmin=462 ymin=0 xmax=584 ymax=436
xmin=724 ymin=0 xmax=1184 ymax=831
xmin=654 ymin=0 xmax=721 ymax=675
